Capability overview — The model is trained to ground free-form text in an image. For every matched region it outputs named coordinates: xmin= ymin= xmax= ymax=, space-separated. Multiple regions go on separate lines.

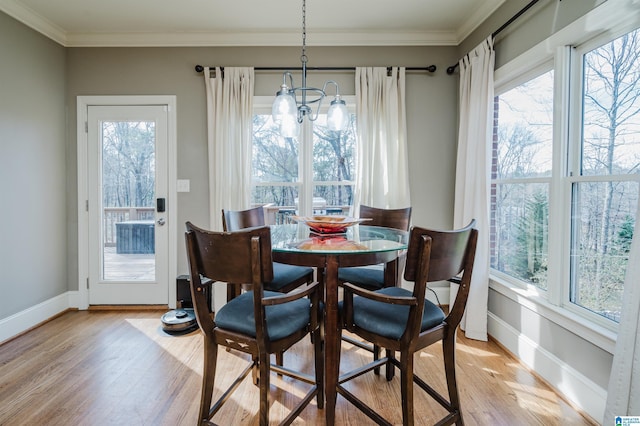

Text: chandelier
xmin=271 ymin=0 xmax=349 ymax=137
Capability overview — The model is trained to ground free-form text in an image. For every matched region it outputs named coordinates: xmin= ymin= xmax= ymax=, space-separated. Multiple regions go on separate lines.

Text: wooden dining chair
xmin=337 ymin=205 xmax=412 ymax=290
xmin=338 ymin=221 xmax=478 ymax=426
xmin=337 ymin=205 xmax=412 ymax=373
xmin=222 ymin=207 xmax=315 ymax=300
xmin=185 ymin=222 xmax=323 ymax=426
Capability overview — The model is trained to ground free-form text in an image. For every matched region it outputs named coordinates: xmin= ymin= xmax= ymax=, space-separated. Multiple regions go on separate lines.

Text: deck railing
xmin=104 ymin=207 xmax=155 ymax=247
xmin=261 ymin=204 xmax=350 ymax=225
xmin=103 ymin=205 xmax=351 ymax=247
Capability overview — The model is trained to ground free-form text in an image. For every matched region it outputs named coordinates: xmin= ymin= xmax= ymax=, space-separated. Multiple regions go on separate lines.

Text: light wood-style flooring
xmin=0 ymin=310 xmax=596 ymax=425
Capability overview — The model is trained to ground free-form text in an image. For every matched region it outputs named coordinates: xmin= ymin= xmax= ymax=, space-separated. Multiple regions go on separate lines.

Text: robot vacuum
xmin=161 ymin=308 xmax=198 ymax=334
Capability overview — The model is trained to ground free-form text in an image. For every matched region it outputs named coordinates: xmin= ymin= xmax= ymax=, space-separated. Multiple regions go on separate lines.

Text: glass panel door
xmin=87 ymin=105 xmax=169 ymax=305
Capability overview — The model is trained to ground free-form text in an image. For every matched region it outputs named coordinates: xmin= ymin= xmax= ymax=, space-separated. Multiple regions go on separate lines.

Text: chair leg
xmin=258 ymin=352 xmax=270 ymax=426
xmin=275 ymin=351 xmax=284 ymax=376
xmin=373 ymin=344 xmax=380 ymax=375
xmin=314 ymin=324 xmax=325 ymax=409
xmin=400 ymin=350 xmax=414 ymax=426
xmin=252 ymin=355 xmax=259 ymax=386
xmin=385 ymin=348 xmax=395 ymax=381
xmin=443 ymin=334 xmax=463 ymax=425
xmin=199 ymin=338 xmax=218 ymax=424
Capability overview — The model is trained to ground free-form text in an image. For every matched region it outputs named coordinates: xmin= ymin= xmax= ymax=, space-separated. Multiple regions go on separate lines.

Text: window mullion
xmin=299 ymin=120 xmax=314 ymax=216
xmin=547 ymin=45 xmax=573 ymax=307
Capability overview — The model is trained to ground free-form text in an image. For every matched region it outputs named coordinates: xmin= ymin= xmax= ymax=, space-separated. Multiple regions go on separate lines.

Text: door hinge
xmin=85 ymin=121 xmax=88 ymax=133
xmin=86 ymin=200 xmax=89 ymax=211
xmin=86 ymin=277 xmax=89 ymax=289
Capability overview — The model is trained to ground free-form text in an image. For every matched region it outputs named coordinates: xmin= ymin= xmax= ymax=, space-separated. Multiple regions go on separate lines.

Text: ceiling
xmin=0 ymin=0 xmax=505 ymax=47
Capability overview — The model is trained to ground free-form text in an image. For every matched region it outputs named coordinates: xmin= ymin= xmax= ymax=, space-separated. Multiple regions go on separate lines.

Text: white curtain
xmin=203 ymin=66 xmax=254 ymax=231
xmin=604 ymin=195 xmax=640 ymax=421
xmin=354 ymin=67 xmax=410 ymax=212
xmin=451 ymin=37 xmax=494 ymax=342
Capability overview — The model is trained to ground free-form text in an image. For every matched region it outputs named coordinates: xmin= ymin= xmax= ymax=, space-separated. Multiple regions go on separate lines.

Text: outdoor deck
xmin=103 ymin=246 xmax=155 ymax=281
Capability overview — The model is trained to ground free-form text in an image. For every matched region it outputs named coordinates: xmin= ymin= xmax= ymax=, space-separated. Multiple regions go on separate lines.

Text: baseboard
xmin=488 ymin=312 xmax=606 ymax=423
xmin=0 ymin=292 xmax=77 ymax=345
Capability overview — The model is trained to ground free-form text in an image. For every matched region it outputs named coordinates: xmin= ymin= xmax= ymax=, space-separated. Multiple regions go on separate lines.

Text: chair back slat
xmin=359 ymin=205 xmax=412 ymax=231
xmin=186 ymin=222 xmax=274 ymax=284
xmin=404 ymin=220 xmax=476 ymax=284
xmin=222 ymin=207 xmax=265 ymax=231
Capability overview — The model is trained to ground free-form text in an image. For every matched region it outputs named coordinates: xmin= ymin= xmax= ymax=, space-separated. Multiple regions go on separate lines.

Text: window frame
xmin=491 ymin=61 xmax=554 ymax=297
xmin=491 ymin=8 xmax=640 ymax=353
xmin=252 ymin=95 xmax=356 ymax=217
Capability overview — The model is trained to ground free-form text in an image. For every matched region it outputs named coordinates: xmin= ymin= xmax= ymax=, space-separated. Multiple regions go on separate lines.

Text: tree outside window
xmin=571 ymin=27 xmax=640 ymax=322
xmin=251 ymin=103 xmax=356 ymax=220
xmin=492 ymin=71 xmax=553 ymax=291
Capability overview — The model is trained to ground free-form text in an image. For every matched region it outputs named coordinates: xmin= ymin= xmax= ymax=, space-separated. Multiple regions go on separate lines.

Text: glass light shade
xmin=279 ymin=114 xmax=300 ymax=138
xmin=326 ymin=98 xmax=349 ymax=131
xmin=272 ymin=90 xmax=297 ymax=124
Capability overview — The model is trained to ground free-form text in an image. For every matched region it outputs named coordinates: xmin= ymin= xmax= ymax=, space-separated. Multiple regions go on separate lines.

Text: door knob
xmin=157 ymin=218 xmax=166 ymax=226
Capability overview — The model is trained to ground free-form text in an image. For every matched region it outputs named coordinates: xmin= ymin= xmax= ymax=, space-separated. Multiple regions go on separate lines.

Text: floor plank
xmin=0 ymin=310 xmax=596 ymax=425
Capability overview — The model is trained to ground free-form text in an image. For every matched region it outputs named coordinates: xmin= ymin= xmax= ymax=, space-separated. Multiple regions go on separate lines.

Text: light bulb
xmin=327 ymin=97 xmax=349 ymax=131
xmin=272 ymin=87 xmax=297 ymax=124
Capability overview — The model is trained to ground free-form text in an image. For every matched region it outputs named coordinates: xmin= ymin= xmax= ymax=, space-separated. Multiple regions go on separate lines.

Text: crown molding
xmin=0 ymin=0 xmax=66 ymax=44
xmin=64 ymin=29 xmax=459 ymax=48
xmin=455 ymin=0 xmax=507 ymax=42
xmin=1 ymin=0 xmax=461 ymax=47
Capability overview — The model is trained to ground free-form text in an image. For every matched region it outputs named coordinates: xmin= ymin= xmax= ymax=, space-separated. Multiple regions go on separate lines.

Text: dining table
xmin=270 ymin=223 xmax=409 ymax=425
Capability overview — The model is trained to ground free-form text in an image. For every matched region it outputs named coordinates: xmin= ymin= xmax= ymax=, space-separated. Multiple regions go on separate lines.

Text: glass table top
xmin=270 ymin=224 xmax=408 ymax=254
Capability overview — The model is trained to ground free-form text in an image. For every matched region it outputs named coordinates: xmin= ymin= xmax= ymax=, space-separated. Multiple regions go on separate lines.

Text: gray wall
xmin=65 ymin=45 xmax=460 ymax=289
xmin=459 ymin=0 xmax=604 ymax=67
xmin=0 ymin=12 xmax=67 ymax=319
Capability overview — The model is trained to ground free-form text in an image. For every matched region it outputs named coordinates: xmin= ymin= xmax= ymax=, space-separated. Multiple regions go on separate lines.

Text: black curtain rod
xmin=195 ymin=64 xmax=437 ymax=74
xmin=446 ymin=0 xmax=542 ymax=75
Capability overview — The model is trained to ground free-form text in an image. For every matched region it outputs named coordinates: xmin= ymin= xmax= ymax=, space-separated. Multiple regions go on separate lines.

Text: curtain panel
xmin=604 ymin=194 xmax=640 ymax=421
xmin=451 ymin=37 xmax=494 ymax=341
xmin=354 ymin=67 xmax=411 ymax=213
xmin=203 ymin=66 xmax=254 ymax=231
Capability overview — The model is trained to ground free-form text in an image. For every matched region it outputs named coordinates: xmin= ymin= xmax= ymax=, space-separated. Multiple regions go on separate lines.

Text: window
xmin=492 ymin=70 xmax=554 ymax=291
xmin=492 ymin=26 xmax=640 ymax=328
xmin=570 ymin=28 xmax=640 ymax=322
xmin=251 ymin=97 xmax=356 ymax=221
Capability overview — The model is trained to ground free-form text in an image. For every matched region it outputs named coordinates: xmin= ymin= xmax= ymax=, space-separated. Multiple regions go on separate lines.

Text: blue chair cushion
xmin=338 ymin=265 xmax=385 ymax=290
xmin=265 ymin=262 xmax=314 ymax=292
xmin=216 ymin=290 xmax=310 ymax=341
xmin=341 ymin=286 xmax=445 ymax=340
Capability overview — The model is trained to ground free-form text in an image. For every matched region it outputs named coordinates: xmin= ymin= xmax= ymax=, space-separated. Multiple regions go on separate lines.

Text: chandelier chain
xmin=272 ymin=0 xmax=348 ymax=135
xmin=301 ymin=0 xmax=307 ymax=65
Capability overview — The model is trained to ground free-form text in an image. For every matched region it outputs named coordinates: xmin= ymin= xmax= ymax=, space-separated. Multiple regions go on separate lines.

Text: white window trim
xmin=491 ymin=0 xmax=640 ymax=354
xmin=489 ymin=277 xmax=617 ymax=352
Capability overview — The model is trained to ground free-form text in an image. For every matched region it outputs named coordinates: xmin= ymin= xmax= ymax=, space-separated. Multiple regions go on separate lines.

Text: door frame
xmin=77 ymin=95 xmax=177 ymax=310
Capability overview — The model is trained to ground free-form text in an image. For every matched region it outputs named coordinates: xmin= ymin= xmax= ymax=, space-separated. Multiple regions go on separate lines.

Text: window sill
xmin=489 ymin=275 xmax=617 ymax=354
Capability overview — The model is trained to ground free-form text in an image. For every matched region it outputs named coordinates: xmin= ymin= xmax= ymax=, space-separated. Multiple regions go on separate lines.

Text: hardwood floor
xmin=0 ymin=310 xmax=596 ymax=425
